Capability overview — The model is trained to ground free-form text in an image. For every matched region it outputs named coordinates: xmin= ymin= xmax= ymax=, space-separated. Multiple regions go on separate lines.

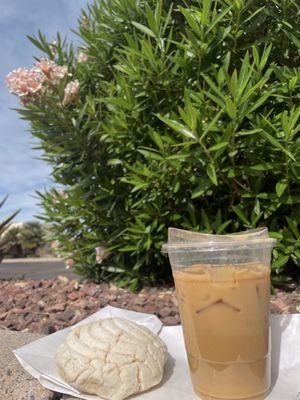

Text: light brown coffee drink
xmin=173 ymin=263 xmax=270 ymax=400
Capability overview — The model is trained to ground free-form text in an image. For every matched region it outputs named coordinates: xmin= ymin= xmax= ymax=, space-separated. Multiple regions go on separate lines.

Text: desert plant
xmin=7 ymin=0 xmax=300 ymax=287
xmin=0 ymin=197 xmax=19 ymax=261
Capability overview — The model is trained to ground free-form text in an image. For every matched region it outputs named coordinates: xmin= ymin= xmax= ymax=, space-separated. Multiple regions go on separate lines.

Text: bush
xmin=1 ymin=227 xmax=23 ymax=258
xmin=2 ymin=222 xmax=45 ymax=258
xmin=19 ymin=222 xmax=45 ymax=256
xmin=9 ymin=0 xmax=300 ymax=287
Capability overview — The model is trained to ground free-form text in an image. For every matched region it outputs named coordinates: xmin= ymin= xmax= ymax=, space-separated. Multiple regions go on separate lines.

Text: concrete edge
xmin=2 ymin=257 xmax=63 ymax=264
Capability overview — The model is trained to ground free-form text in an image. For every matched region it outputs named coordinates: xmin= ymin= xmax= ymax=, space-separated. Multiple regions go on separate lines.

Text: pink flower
xmin=5 ymin=67 xmax=45 ymax=104
xmin=6 ymin=58 xmax=69 ymax=105
xmin=78 ymin=51 xmax=88 ymax=63
xmin=35 ymin=58 xmax=68 ymax=85
xmin=62 ymin=80 xmax=80 ymax=106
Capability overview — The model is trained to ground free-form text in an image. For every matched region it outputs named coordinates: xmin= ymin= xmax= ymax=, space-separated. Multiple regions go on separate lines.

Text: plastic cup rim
xmin=161 ymin=238 xmax=277 ymax=253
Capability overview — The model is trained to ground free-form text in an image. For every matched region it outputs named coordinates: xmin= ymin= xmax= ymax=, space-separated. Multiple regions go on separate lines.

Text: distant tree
xmin=19 ymin=222 xmax=45 ymax=256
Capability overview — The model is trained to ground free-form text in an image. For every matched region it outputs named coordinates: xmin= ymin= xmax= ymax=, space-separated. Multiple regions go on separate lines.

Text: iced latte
xmin=174 ymin=263 xmax=270 ymax=399
xmin=163 ymin=234 xmax=275 ymax=400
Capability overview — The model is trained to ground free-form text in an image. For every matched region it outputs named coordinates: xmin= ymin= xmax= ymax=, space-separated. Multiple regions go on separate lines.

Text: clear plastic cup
xmin=168 ymin=227 xmax=268 ymax=244
xmin=162 ymin=234 xmax=276 ymax=400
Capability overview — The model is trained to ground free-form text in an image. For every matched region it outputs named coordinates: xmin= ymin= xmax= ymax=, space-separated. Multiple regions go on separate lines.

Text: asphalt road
xmin=0 ymin=259 xmax=77 ymax=280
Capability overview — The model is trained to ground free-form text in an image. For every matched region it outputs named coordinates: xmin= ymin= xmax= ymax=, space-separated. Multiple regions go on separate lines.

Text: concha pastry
xmin=55 ymin=318 xmax=167 ymax=400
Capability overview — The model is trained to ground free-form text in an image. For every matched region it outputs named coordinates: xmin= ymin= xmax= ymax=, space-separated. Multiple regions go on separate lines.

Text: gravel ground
xmin=0 ymin=276 xmax=299 ymax=334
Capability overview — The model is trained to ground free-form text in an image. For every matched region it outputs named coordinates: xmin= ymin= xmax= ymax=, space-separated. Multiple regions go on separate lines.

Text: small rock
xmin=57 ymin=307 xmax=75 ymax=322
xmin=40 ymin=323 xmax=56 ymax=335
xmin=45 ymin=303 xmax=66 ymax=312
xmin=0 ymin=312 xmax=8 ymax=320
xmin=42 ymin=280 xmax=53 ymax=289
xmin=73 ymin=300 xmax=90 ymax=309
xmin=132 ymin=305 xmax=145 ymax=312
xmin=67 ymin=292 xmax=78 ymax=301
xmin=57 ymin=275 xmax=69 ymax=284
xmin=109 ymin=284 xmax=118 ymax=292
xmin=161 ymin=316 xmax=179 ymax=326
xmin=158 ymin=306 xmax=172 ymax=318
xmin=143 ymin=304 xmax=156 ymax=313
xmin=83 ymin=286 xmax=99 ymax=297
xmin=133 ymin=296 xmax=146 ymax=306
xmin=38 ymin=300 xmax=46 ymax=309
xmin=97 ymin=297 xmax=109 ymax=307
xmin=13 ymin=282 xmax=28 ymax=288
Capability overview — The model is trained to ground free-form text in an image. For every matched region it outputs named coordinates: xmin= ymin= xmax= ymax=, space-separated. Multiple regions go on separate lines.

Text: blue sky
xmin=0 ymin=0 xmax=88 ymax=222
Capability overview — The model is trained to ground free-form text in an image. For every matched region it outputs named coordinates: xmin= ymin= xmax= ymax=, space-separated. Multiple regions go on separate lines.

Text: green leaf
xmin=107 ymin=159 xmax=122 ymax=166
xmin=276 ymin=181 xmax=288 ymax=197
xmin=254 ymin=199 xmax=261 ymax=216
xmin=179 ymin=7 xmax=201 ymax=37
xmin=206 ymin=163 xmax=218 ymax=186
xmin=286 ymin=217 xmax=299 ymax=239
xmin=131 ymin=22 xmax=156 ymax=38
xmin=259 ymin=43 xmax=272 ymax=71
xmin=174 ymin=180 xmax=180 ymax=193
xmin=154 ymin=0 xmax=163 ymax=23
xmin=151 ymin=132 xmax=164 ymax=152
xmin=166 ymin=154 xmax=188 ymax=161
xmin=246 ymin=92 xmax=271 ymax=115
xmin=272 ymin=255 xmax=290 ymax=270
xmin=237 ymin=128 xmax=263 ymax=136
xmin=229 ymin=70 xmax=238 ymax=98
xmin=209 ymin=141 xmax=229 ymax=151
xmin=283 ymin=195 xmax=300 ymax=205
xmin=137 ymin=149 xmax=163 ymax=161
xmin=156 ymin=115 xmax=197 ymax=139
xmin=202 ymin=75 xmax=225 ymax=100
xmin=119 ymin=245 xmax=137 ymax=252
xmin=225 ymin=96 xmax=236 ymax=119
xmin=206 ymin=5 xmax=233 ymax=33
xmin=249 ymin=163 xmax=275 ymax=171
xmin=269 ymin=231 xmax=283 ymax=240
xmin=258 ymin=129 xmax=295 ymax=161
xmin=215 ymin=209 xmax=222 ymax=227
xmin=216 ymin=220 xmax=232 ymax=234
xmin=201 ymin=208 xmax=210 ymax=231
xmin=200 ymin=108 xmax=224 ymax=140
xmin=231 ymin=206 xmax=250 ymax=226
xmin=202 ymin=0 xmax=211 ymax=25
xmin=191 ymin=188 xmax=205 ymax=199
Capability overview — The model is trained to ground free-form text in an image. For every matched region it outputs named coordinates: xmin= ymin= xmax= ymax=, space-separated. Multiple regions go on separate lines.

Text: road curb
xmin=2 ymin=258 xmax=63 ymax=264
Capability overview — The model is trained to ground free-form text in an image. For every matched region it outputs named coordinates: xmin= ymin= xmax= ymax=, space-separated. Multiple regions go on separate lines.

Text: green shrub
xmin=9 ymin=0 xmax=300 ymax=287
xmin=19 ymin=222 xmax=45 ymax=256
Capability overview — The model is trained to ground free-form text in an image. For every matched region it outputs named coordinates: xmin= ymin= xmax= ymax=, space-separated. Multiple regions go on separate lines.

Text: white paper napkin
xmin=14 ymin=306 xmax=300 ymax=400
